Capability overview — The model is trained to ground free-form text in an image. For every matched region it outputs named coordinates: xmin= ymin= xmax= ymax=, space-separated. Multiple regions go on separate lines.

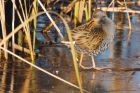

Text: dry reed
xmin=0 ymin=0 xmax=86 ymax=92
xmin=0 ymin=0 xmax=8 ymax=59
xmin=12 ymin=0 xmax=15 ymax=60
xmin=11 ymin=0 xmax=34 ymax=61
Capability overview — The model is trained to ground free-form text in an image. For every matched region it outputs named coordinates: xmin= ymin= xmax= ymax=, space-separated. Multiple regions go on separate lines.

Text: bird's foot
xmin=93 ymin=67 xmax=104 ymax=71
xmin=93 ymin=67 xmax=113 ymax=72
xmin=79 ymin=65 xmax=93 ymax=70
xmin=79 ymin=64 xmax=102 ymax=70
xmin=80 ymin=65 xmax=108 ymax=71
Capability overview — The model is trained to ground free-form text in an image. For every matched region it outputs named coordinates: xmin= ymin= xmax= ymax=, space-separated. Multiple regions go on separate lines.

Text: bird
xmin=71 ymin=9 xmax=115 ymax=70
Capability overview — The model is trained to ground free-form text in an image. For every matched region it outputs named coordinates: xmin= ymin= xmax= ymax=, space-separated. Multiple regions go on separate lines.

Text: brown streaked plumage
xmin=71 ymin=9 xmax=115 ymax=70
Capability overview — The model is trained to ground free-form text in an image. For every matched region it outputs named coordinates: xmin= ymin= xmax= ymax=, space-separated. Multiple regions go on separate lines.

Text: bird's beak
xmin=100 ymin=17 xmax=106 ymax=24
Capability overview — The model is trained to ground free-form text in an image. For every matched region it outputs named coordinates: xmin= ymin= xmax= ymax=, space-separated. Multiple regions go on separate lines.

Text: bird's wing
xmin=89 ymin=28 xmax=106 ymax=51
xmin=72 ymin=26 xmax=106 ymax=52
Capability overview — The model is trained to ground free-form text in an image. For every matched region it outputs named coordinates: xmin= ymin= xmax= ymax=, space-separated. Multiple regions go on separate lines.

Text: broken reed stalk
xmin=0 ymin=46 xmax=89 ymax=93
xmin=0 ymin=0 xmax=8 ymax=59
xmin=11 ymin=0 xmax=34 ymax=61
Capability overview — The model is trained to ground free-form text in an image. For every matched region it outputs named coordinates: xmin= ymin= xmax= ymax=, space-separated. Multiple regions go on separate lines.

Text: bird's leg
xmin=79 ymin=53 xmax=84 ymax=64
xmin=79 ymin=53 xmax=84 ymax=68
xmin=79 ymin=53 xmax=93 ymax=69
xmin=91 ymin=55 xmax=103 ymax=70
xmin=91 ymin=55 xmax=95 ymax=68
xmin=79 ymin=53 xmax=103 ymax=70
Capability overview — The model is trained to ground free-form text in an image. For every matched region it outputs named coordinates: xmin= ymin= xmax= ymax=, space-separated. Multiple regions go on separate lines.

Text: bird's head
xmin=92 ymin=9 xmax=115 ymax=35
xmin=92 ymin=9 xmax=108 ymax=26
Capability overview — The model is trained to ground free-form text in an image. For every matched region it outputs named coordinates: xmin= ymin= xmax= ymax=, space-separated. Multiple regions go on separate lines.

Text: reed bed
xmin=0 ymin=0 xmax=85 ymax=92
xmin=0 ymin=0 xmax=140 ymax=93
xmin=0 ymin=0 xmax=8 ymax=59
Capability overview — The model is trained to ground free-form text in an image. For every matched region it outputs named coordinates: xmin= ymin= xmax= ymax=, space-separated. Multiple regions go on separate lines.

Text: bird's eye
xmin=93 ymin=14 xmax=97 ymax=18
xmin=103 ymin=15 xmax=106 ymax=18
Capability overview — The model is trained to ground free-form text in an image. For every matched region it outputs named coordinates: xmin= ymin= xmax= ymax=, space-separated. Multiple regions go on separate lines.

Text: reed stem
xmin=38 ymin=0 xmax=64 ymax=40
xmin=0 ymin=0 xmax=8 ymax=59
xmin=12 ymin=0 xmax=15 ymax=60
